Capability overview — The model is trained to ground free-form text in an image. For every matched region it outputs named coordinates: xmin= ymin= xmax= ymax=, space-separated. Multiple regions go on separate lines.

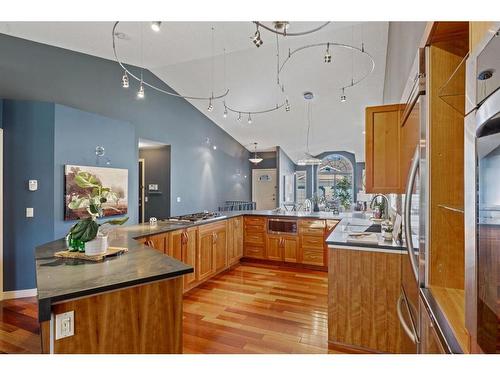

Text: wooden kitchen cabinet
xmin=227 ymin=216 xmax=243 ymax=265
xmin=299 ymin=219 xmax=327 ymax=267
xmin=141 ymin=232 xmax=169 ymax=254
xmin=171 ymin=227 xmax=198 ymax=292
xmin=365 ymin=104 xmax=405 ymax=194
xmin=197 ymin=225 xmax=216 ymax=281
xmin=266 ymin=234 xmax=298 ymax=262
xmin=214 ymin=222 xmax=228 ymax=272
xmin=243 ymin=216 xmax=266 ymax=259
xmin=329 ymin=248 xmax=407 ymax=353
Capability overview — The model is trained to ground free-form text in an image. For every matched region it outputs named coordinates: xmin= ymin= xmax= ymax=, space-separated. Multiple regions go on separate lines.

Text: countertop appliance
xmin=398 ymin=48 xmax=426 ymax=352
xmin=166 ymin=211 xmax=226 ymax=223
xmin=268 ymin=218 xmax=298 ymax=235
xmin=465 ymin=27 xmax=500 ymax=353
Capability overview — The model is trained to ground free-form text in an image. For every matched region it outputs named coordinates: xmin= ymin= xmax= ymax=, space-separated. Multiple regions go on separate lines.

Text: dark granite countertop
xmin=326 ymin=216 xmax=418 ymax=253
xmin=35 ymin=228 xmax=193 ymax=322
xmin=34 ymin=209 xmax=366 ymax=322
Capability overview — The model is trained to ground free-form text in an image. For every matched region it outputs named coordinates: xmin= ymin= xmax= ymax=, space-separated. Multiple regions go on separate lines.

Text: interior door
xmin=252 ymin=168 xmax=277 ymax=210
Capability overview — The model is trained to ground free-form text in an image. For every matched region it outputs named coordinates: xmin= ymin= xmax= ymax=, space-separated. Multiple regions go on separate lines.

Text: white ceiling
xmin=0 ymin=21 xmax=389 ymax=162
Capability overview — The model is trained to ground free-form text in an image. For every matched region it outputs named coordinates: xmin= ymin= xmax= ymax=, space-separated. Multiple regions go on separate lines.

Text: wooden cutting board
xmin=54 ymin=247 xmax=128 ymax=262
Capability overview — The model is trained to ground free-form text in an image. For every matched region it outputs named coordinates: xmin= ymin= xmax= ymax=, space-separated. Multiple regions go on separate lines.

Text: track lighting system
xmin=112 ymin=22 xmax=229 ymax=102
xmin=151 ymin=22 xmax=162 ymax=32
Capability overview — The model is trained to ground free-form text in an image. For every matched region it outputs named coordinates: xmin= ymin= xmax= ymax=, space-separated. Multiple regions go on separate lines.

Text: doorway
xmin=138 ymin=139 xmax=171 ymax=222
xmin=252 ymin=168 xmax=277 ymax=210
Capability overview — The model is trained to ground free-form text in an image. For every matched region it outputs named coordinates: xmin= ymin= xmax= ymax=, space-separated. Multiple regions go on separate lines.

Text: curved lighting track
xmin=253 ymin=21 xmax=331 ymax=36
xmin=225 ymin=101 xmax=286 ymax=116
xmin=279 ymin=42 xmax=375 ymax=91
xmin=112 ymin=21 xmax=229 ymax=101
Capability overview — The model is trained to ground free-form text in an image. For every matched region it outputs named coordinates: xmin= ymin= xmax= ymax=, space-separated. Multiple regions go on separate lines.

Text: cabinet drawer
xmin=299 ymin=220 xmax=325 ymax=235
xmin=244 ymin=217 xmax=266 ymax=229
xmin=302 ymin=248 xmax=325 ymax=266
xmin=301 ymin=235 xmax=324 ymax=249
xmin=245 ymin=232 xmax=265 ymax=245
xmin=244 ymin=245 xmax=265 ymax=259
xmin=244 ymin=224 xmax=265 ymax=233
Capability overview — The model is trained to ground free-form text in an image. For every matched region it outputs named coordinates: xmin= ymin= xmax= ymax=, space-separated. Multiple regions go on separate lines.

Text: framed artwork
xmin=64 ymin=165 xmax=128 ymax=220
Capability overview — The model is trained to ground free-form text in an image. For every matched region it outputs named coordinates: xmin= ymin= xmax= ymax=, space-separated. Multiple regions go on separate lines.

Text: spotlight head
xmin=237 ymin=112 xmax=242 ymax=121
xmin=247 ymin=114 xmax=252 ymax=124
xmin=121 ymin=72 xmax=129 ymax=88
xmin=151 ymin=22 xmax=162 ymax=32
xmin=223 ymin=107 xmax=228 ymax=118
xmin=252 ymin=30 xmax=263 ymax=47
xmin=340 ymin=94 xmax=346 ymax=102
xmin=207 ymin=99 xmax=213 ymax=112
xmin=137 ymin=83 xmax=145 ymax=99
xmin=324 ymin=43 xmax=331 ymax=63
xmin=285 ymin=99 xmax=291 ymax=112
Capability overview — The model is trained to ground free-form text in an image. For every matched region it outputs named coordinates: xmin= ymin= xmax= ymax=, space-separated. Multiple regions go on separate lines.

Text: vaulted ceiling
xmin=0 ymin=21 xmax=389 ymax=161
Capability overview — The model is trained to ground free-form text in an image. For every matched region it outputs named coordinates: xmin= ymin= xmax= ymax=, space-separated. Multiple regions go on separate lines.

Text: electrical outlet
xmin=55 ymin=311 xmax=74 ymax=340
xmin=176 ymin=196 xmax=181 ymax=203
xmin=26 ymin=207 xmax=34 ymax=218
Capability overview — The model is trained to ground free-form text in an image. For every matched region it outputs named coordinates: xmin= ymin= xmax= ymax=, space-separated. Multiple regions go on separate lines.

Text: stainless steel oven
xmin=465 ymin=26 xmax=500 ymax=354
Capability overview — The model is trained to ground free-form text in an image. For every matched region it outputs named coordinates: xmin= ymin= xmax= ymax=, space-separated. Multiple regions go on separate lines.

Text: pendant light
xmin=249 ymin=142 xmax=263 ymax=164
xmin=297 ymin=94 xmax=322 ymax=166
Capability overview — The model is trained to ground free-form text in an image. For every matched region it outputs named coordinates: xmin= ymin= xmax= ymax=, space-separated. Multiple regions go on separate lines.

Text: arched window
xmin=317 ymin=154 xmax=354 ymax=209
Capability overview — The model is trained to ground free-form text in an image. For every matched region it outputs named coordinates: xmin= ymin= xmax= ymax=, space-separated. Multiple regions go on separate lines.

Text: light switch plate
xmin=176 ymin=196 xmax=181 ymax=202
xmin=28 ymin=179 xmax=38 ymax=191
xmin=26 ymin=207 xmax=34 ymax=218
xmin=55 ymin=311 xmax=74 ymax=340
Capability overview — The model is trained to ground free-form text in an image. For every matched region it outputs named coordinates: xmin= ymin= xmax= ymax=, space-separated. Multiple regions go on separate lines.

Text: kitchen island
xmin=35 ymin=226 xmax=193 ymax=354
xmin=325 ymin=216 xmax=415 ymax=353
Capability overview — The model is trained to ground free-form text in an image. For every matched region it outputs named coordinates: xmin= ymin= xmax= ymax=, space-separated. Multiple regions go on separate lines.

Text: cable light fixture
xmin=248 ymin=142 xmax=263 ymax=164
xmin=297 ymin=93 xmax=322 ymax=166
xmin=278 ymin=40 xmax=375 ymax=104
xmin=225 ymin=24 xmax=289 ymax=121
xmin=250 ymin=21 xmax=330 ymax=47
xmin=112 ymin=21 xmax=229 ymax=101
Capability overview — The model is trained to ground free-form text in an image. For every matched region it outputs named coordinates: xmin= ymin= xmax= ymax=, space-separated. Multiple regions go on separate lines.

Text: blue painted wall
xmin=0 ymin=33 xmax=251 ymax=217
xmin=2 ymin=100 xmax=55 ymax=291
xmin=0 ymin=33 xmax=251 ymax=292
xmin=53 ymin=105 xmax=137 ymax=239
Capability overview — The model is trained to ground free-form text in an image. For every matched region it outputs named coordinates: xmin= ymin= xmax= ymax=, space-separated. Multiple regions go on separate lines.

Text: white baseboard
xmin=1 ymin=288 xmax=37 ymax=301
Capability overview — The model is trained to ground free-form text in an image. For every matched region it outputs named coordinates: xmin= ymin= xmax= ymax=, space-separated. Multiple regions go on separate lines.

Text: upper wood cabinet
xmin=365 ymin=104 xmax=406 ymax=194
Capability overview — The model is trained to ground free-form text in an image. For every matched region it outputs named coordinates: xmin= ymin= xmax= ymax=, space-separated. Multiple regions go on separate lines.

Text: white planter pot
xmin=85 ymin=235 xmax=108 ymax=256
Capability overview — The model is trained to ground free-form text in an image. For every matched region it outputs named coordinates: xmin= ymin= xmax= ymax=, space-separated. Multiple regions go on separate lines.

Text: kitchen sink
xmin=364 ymin=224 xmax=381 ymax=233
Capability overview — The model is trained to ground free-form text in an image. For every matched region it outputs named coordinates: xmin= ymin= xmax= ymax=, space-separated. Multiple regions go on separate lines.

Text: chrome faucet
xmin=370 ymin=194 xmax=390 ymax=219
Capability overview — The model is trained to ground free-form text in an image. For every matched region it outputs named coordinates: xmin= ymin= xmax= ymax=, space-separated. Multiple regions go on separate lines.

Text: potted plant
xmin=66 ymin=171 xmax=128 ymax=255
xmin=334 ymin=177 xmax=352 ymax=211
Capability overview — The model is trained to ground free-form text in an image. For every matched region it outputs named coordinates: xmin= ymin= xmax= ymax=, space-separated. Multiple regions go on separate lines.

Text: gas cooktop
xmin=165 ymin=211 xmax=226 ymax=223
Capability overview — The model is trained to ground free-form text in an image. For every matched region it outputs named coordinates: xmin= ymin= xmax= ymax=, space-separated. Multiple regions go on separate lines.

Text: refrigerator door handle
xmin=404 ymin=146 xmax=420 ymax=281
xmin=397 ymin=292 xmax=419 ymax=344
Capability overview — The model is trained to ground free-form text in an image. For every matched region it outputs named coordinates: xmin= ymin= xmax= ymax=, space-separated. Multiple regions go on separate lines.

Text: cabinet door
xmin=181 ymin=229 xmax=198 ymax=290
xmin=267 ymin=235 xmax=283 ymax=261
xmin=283 ymin=236 xmax=298 ymax=263
xmin=214 ymin=224 xmax=227 ymax=272
xmin=365 ymin=104 xmax=405 ymax=193
xmin=197 ymin=229 xmax=215 ymax=281
xmin=146 ymin=233 xmax=166 ymax=253
xmin=233 ymin=217 xmax=243 ymax=258
xmin=227 ymin=219 xmax=236 ymax=263
xmin=400 ymin=102 xmax=420 ymax=188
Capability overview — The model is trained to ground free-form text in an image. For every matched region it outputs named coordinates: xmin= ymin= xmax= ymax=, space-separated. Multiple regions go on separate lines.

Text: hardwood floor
xmin=0 ymin=263 xmax=356 ymax=354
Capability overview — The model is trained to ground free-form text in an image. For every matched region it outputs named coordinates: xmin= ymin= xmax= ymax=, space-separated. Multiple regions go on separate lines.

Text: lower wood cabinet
xmin=328 ymin=248 xmax=408 ymax=353
xmin=267 ymin=234 xmax=298 ymax=262
xmin=197 ymin=225 xmax=216 ymax=282
xmin=243 ymin=216 xmax=266 ymax=259
xmin=227 ymin=216 xmax=243 ymax=265
xmin=170 ymin=227 xmax=197 ymax=292
xmin=214 ymin=222 xmax=228 ymax=272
